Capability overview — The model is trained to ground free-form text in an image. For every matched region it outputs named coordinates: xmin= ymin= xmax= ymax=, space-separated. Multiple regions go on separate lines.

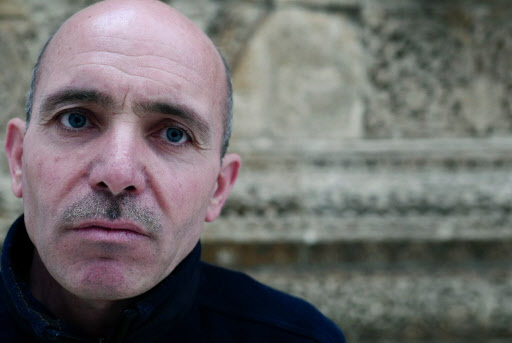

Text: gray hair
xmin=25 ymin=35 xmax=233 ymax=158
xmin=25 ymin=33 xmax=54 ymax=125
xmin=218 ymin=52 xmax=233 ymax=158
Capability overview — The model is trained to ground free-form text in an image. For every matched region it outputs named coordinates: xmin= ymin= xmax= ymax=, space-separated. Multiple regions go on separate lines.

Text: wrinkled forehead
xmin=48 ymin=2 xmax=221 ymax=83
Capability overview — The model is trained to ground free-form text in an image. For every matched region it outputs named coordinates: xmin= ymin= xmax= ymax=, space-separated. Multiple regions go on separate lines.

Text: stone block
xmin=231 ymin=6 xmax=367 ymax=145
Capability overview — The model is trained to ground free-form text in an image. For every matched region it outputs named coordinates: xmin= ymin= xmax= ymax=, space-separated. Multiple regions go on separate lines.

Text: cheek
xmin=153 ymin=160 xmax=211 ymax=201
xmin=22 ymin=145 xmax=86 ymax=220
xmin=25 ymin=157 xmax=56 ymax=199
xmin=154 ymin=166 xmax=217 ymax=235
xmin=175 ymin=170 xmax=215 ymax=206
xmin=21 ymin=153 xmax=60 ymax=242
xmin=31 ymin=157 xmax=59 ymax=186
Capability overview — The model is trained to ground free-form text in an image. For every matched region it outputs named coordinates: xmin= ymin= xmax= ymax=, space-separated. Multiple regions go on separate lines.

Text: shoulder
xmin=0 ymin=273 xmax=28 ymax=342
xmin=196 ymin=262 xmax=346 ymax=343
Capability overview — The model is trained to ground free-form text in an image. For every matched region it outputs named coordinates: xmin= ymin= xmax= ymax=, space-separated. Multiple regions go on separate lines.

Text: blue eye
xmin=166 ymin=128 xmax=188 ymax=144
xmin=60 ymin=112 xmax=89 ymax=129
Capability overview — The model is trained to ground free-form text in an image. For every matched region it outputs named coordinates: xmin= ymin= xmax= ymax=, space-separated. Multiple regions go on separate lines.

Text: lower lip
xmin=72 ymin=227 xmax=147 ymax=242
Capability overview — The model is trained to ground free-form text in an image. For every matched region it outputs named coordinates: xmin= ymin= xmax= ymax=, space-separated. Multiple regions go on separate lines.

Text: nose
xmin=88 ymin=125 xmax=146 ymax=196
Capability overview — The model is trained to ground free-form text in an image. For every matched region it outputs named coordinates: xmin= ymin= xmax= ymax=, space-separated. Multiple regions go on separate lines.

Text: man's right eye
xmin=59 ymin=112 xmax=90 ymax=129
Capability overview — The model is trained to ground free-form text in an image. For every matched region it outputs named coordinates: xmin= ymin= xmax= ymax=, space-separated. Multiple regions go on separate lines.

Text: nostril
xmin=96 ymin=182 xmax=136 ymax=192
xmin=98 ymin=181 xmax=108 ymax=189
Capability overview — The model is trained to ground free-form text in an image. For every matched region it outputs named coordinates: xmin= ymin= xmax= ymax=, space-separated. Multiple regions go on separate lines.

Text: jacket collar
xmin=1 ymin=215 xmax=201 ymax=342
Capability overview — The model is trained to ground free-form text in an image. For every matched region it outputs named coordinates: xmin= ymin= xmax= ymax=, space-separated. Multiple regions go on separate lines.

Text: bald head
xmin=26 ymin=0 xmax=233 ymax=156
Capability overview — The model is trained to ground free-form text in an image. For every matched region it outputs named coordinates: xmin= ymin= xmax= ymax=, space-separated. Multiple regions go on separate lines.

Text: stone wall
xmin=1 ymin=1 xmax=512 ymax=342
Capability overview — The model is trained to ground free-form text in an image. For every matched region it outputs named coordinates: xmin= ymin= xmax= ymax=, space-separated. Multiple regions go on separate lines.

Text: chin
xmin=67 ymin=262 xmax=152 ymax=301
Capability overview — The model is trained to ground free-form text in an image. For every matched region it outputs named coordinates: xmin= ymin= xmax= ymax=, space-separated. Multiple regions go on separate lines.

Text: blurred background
xmin=1 ymin=0 xmax=512 ymax=342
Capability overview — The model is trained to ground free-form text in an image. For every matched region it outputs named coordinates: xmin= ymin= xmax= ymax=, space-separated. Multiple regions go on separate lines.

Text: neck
xmin=29 ymin=250 xmax=131 ymax=337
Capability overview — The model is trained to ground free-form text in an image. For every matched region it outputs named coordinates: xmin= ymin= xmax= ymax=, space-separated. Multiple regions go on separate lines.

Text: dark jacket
xmin=0 ymin=216 xmax=346 ymax=342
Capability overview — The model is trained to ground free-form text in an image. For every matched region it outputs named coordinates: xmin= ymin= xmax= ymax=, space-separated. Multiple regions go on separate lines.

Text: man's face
xmin=5 ymin=3 xmax=238 ymax=300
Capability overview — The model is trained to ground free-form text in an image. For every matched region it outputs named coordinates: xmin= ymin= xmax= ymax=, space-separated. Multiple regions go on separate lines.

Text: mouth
xmin=71 ymin=220 xmax=150 ymax=241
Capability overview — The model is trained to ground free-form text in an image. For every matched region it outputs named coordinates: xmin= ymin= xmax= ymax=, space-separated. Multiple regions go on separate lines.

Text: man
xmin=1 ymin=0 xmax=345 ymax=342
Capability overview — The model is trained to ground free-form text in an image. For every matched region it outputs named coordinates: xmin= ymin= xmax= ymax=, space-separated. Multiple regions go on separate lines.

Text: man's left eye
xmin=165 ymin=128 xmax=189 ymax=144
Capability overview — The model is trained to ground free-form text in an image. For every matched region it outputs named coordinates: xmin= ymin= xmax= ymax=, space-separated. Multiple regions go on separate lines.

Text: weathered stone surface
xmin=0 ymin=2 xmax=26 ymax=18
xmin=276 ymin=0 xmax=360 ymax=7
xmin=167 ymin=0 xmax=221 ymax=32
xmin=203 ymin=233 xmax=512 ymax=271
xmin=201 ymin=135 xmax=512 ymax=342
xmin=221 ymin=138 xmax=512 ymax=218
xmin=205 ymin=213 xmax=512 ymax=245
xmin=0 ymin=3 xmax=33 ymax=133
xmin=207 ymin=2 xmax=270 ymax=68
xmin=231 ymin=6 xmax=367 ymax=144
xmin=362 ymin=1 xmax=512 ymax=138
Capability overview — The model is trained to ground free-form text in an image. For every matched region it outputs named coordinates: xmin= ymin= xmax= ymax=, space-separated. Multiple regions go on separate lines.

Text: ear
xmin=5 ymin=118 xmax=26 ymax=198
xmin=205 ymin=153 xmax=241 ymax=222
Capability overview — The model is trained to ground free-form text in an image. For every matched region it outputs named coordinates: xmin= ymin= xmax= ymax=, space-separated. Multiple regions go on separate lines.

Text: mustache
xmin=60 ymin=192 xmax=162 ymax=234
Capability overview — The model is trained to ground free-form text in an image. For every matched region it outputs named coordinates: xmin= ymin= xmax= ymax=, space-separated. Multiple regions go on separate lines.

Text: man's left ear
xmin=205 ymin=153 xmax=241 ymax=222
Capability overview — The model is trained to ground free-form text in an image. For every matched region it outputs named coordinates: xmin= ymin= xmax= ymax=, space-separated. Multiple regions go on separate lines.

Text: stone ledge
xmin=204 ymin=214 xmax=512 ymax=243
xmin=228 ymin=168 xmax=512 ymax=215
xmin=202 ymin=214 xmax=512 ymax=268
xmin=232 ymin=137 xmax=512 ymax=169
xmin=202 ymin=239 xmax=511 ymax=269
xmin=234 ymin=137 xmax=512 ymax=153
xmin=276 ymin=0 xmax=361 ymax=8
xmin=224 ymin=139 xmax=512 ymax=216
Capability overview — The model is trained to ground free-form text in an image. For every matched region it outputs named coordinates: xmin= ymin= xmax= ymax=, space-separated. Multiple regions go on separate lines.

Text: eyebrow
xmin=134 ymin=101 xmax=212 ymax=144
xmin=39 ymin=88 xmax=116 ymax=118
